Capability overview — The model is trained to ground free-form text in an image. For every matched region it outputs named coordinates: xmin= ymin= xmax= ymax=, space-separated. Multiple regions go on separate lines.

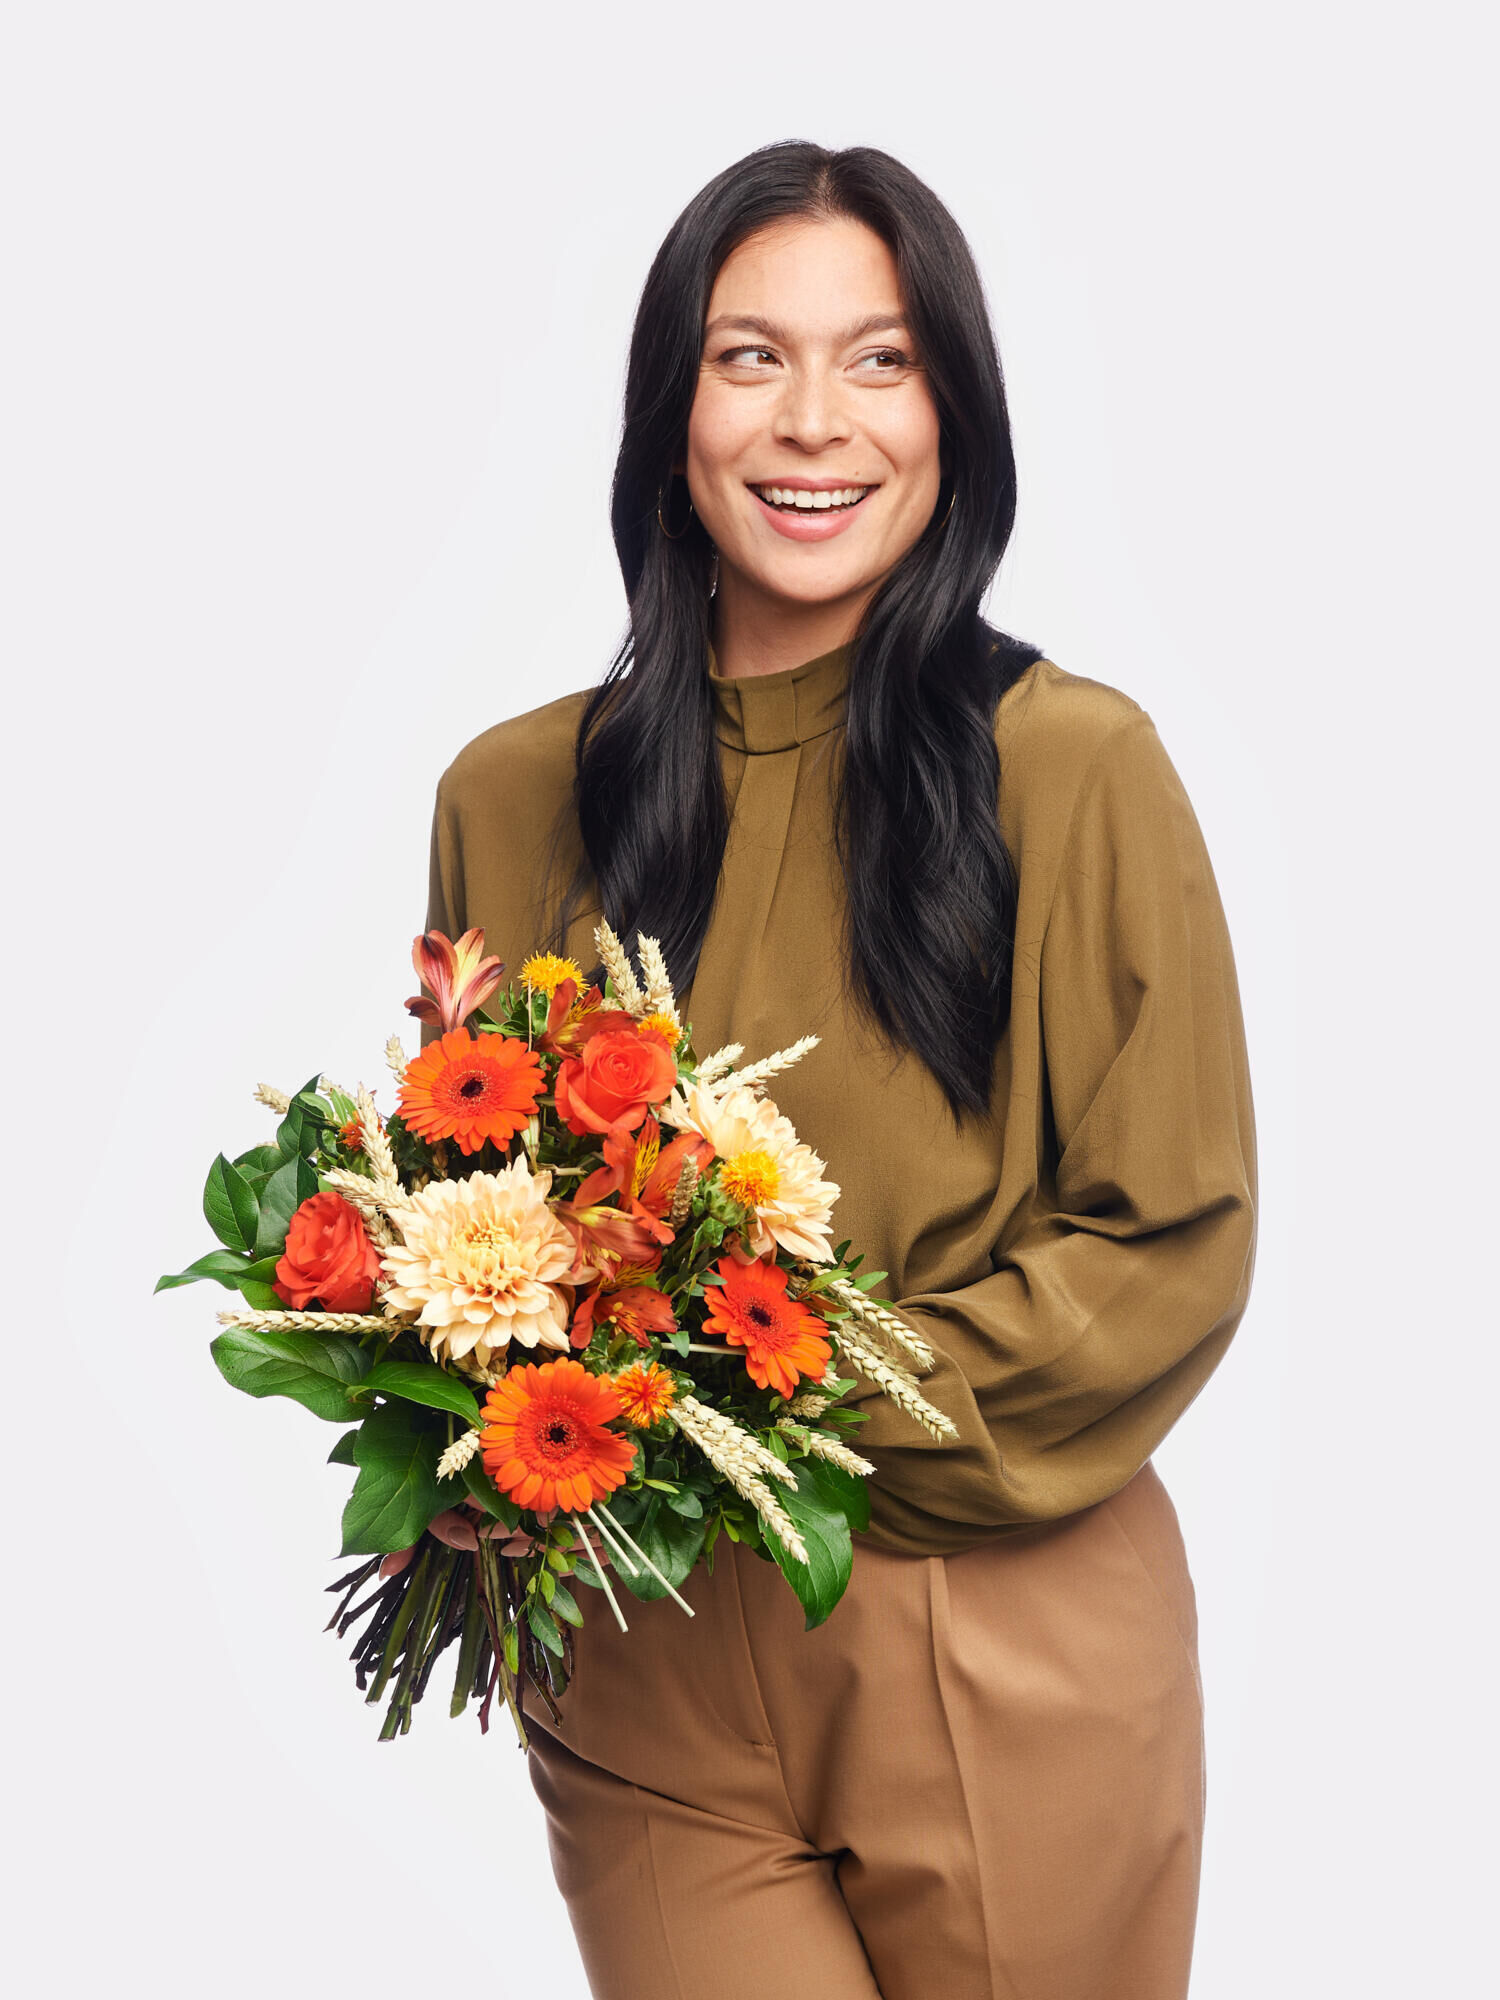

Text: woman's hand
xmin=378 ymin=1505 xmax=612 ymax=1577
xmin=497 ymin=1512 xmax=615 ymax=1569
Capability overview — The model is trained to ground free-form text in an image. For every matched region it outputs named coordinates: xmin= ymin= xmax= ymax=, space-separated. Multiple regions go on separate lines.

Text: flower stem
xmin=588 ymin=1505 xmax=697 ymax=1618
xmin=570 ymin=1510 xmax=629 ymax=1633
xmin=450 ymin=1556 xmax=485 ymax=1720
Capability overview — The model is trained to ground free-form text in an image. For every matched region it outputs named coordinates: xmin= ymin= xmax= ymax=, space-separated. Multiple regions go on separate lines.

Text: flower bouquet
xmin=158 ymin=922 xmax=956 ymax=1747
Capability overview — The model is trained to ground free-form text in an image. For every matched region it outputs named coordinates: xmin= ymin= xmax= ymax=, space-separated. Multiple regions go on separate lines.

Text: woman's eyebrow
xmin=703 ymin=312 xmax=909 ymax=345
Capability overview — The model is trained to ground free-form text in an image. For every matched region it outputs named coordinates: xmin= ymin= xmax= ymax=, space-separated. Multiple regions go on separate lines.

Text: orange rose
xmin=272 ymin=1190 xmax=384 ymax=1313
xmin=554 ymin=1021 xmax=677 ymax=1137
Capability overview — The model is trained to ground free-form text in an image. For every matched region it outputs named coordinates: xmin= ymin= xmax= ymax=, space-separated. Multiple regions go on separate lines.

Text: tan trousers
xmin=524 ymin=1459 xmax=1205 ymax=2000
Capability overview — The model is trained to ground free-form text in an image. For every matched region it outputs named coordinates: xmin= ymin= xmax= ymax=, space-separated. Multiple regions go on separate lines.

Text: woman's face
xmin=683 ymin=215 xmax=943 ymax=628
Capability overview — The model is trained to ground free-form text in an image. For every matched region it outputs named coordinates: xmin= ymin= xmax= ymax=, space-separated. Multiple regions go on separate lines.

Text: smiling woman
xmin=425 ymin=139 xmax=1256 ymax=1998
xmin=685 ymin=231 xmax=944 ymax=594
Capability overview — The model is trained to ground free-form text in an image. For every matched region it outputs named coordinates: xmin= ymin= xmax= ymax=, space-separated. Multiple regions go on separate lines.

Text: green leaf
xmin=459 ymin=1454 xmax=520 ymax=1530
xmin=232 ymin=1144 xmax=285 ymax=1175
xmin=764 ymin=1456 xmax=865 ymax=1629
xmin=360 ymin=1360 xmax=481 ymax=1426
xmin=209 ymin=1323 xmax=373 ymax=1422
xmin=253 ymin=1152 xmax=320 ymax=1259
xmin=526 ymin=1602 xmax=564 ymax=1657
xmin=606 ymin=1503 xmax=707 ymax=1604
xmin=276 ymin=1075 xmax=329 ymax=1159
xmin=155 ymin=1249 xmax=255 ymax=1294
xmin=235 ymin=1257 xmax=281 ymax=1292
xmin=339 ymin=1401 xmax=443 ymax=1556
xmin=549 ymin=1580 xmax=583 ymax=1627
xmin=236 ymin=1280 xmax=282 ymax=1311
xmin=203 ymin=1154 xmax=259 ymax=1255
xmin=327 ymin=1428 xmax=359 ymax=1465
xmin=665 ymin=1487 xmax=703 ymax=1519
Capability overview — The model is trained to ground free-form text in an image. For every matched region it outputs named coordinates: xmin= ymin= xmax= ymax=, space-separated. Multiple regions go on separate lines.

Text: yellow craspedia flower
xmin=520 ymin=952 xmax=584 ymax=996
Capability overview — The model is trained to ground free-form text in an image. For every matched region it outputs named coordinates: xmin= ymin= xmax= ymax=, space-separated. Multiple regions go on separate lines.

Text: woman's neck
xmin=710 ymin=575 xmax=871 ymax=680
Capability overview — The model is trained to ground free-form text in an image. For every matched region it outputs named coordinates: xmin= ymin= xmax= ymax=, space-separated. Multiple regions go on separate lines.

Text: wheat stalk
xmin=355 ymin=1085 xmax=400 ymax=1198
xmin=636 ymin=934 xmax=681 ymax=1030
xmin=436 ymin=1429 xmax=483 ymax=1480
xmin=819 ymin=1277 xmax=937 ymax=1370
xmin=831 ymin=1322 xmax=958 ymax=1441
xmin=774 ymin=1418 xmax=876 ymax=1478
xmin=667 ymin=1156 xmax=700 ymax=1228
xmin=724 ymin=1035 xmax=821 ymax=1092
xmin=594 ymin=917 xmax=646 ymax=1015
xmin=322 ymin=1168 xmax=399 ymax=1247
xmin=693 ymin=1043 xmax=744 ymax=1084
xmin=668 ymin=1395 xmax=808 ymax=1564
xmin=786 ymin=1389 xmax=835 ymax=1420
xmin=254 ymin=1084 xmax=291 ymax=1114
xmin=216 ymin=1307 xmax=409 ymax=1335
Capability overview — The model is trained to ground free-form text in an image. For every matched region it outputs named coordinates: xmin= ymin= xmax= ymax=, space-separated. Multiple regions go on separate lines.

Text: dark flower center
xmin=459 ymin=1074 xmax=488 ymax=1099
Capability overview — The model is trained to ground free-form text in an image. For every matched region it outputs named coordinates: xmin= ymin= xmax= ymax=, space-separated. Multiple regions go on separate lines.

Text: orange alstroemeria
xmin=571 ymin=1280 xmax=678 ymax=1352
xmin=536 ymin=976 xmax=606 ymax=1059
xmin=638 ymin=1128 xmax=716 ymax=1219
xmin=405 ymin=927 xmax=505 ymax=1034
xmin=550 ymin=1192 xmax=671 ymax=1283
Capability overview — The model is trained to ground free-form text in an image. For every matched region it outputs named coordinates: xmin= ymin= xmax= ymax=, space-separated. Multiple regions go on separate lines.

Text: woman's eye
xmin=857 ymin=347 xmax=911 ymax=371
xmin=719 ymin=346 xmax=778 ymax=367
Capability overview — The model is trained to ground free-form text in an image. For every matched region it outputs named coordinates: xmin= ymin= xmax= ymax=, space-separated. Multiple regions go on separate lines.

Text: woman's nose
xmin=772 ymin=369 xmax=852 ymax=452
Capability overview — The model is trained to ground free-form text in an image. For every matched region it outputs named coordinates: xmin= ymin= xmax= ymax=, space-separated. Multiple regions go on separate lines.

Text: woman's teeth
xmin=752 ymin=485 xmax=871 ymax=512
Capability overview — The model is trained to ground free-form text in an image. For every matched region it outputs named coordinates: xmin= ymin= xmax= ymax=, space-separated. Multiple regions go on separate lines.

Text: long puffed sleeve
xmin=844 ymin=709 xmax=1259 ymax=1542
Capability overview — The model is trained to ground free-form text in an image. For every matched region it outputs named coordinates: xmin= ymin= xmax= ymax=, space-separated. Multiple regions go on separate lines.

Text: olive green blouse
xmin=424 ymin=641 xmax=1258 ymax=1557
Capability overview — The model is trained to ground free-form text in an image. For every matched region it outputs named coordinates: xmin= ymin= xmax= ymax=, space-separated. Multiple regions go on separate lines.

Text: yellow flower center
xmin=453 ymin=1215 xmax=524 ymax=1292
xmin=722 ymin=1148 xmax=780 ymax=1209
xmin=639 ymin=1010 xmax=681 ymax=1046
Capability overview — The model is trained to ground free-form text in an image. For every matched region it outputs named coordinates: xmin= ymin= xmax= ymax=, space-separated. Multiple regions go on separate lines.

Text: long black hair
xmin=546 ymin=139 xmax=1045 ymax=1126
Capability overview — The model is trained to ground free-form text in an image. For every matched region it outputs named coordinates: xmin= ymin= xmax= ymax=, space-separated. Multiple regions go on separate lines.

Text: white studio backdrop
xmin=3 ymin=4 xmax=1494 ymax=1994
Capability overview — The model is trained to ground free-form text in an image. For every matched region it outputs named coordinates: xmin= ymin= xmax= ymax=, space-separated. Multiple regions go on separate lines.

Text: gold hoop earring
xmin=657 ymin=478 xmax=694 ymax=540
xmin=936 ymin=483 xmax=956 ymax=530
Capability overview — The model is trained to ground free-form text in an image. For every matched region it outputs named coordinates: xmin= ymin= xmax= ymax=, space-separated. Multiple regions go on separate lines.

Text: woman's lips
xmin=748 ymin=486 xmax=875 ymax=542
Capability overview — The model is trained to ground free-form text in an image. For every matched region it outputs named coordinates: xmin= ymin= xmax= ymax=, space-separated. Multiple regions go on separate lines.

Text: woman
xmin=424 ymin=141 xmax=1257 ymax=2000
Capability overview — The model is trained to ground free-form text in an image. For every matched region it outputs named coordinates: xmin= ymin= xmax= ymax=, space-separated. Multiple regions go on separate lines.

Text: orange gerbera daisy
xmin=398 ymin=1027 xmax=545 ymax=1156
xmin=479 ymin=1357 xmax=637 ymax=1513
xmin=611 ymin=1361 xmax=678 ymax=1428
xmin=701 ymin=1253 xmax=833 ymax=1398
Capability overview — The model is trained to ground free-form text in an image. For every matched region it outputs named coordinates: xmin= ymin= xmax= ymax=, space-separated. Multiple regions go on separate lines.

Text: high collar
xmin=707 ymin=638 xmax=852 ymax=754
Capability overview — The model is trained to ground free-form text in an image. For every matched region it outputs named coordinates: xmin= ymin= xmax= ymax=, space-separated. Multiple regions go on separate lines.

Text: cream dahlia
xmin=659 ymin=1078 xmax=839 ymax=1262
xmin=380 ymin=1157 xmax=577 ymax=1367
